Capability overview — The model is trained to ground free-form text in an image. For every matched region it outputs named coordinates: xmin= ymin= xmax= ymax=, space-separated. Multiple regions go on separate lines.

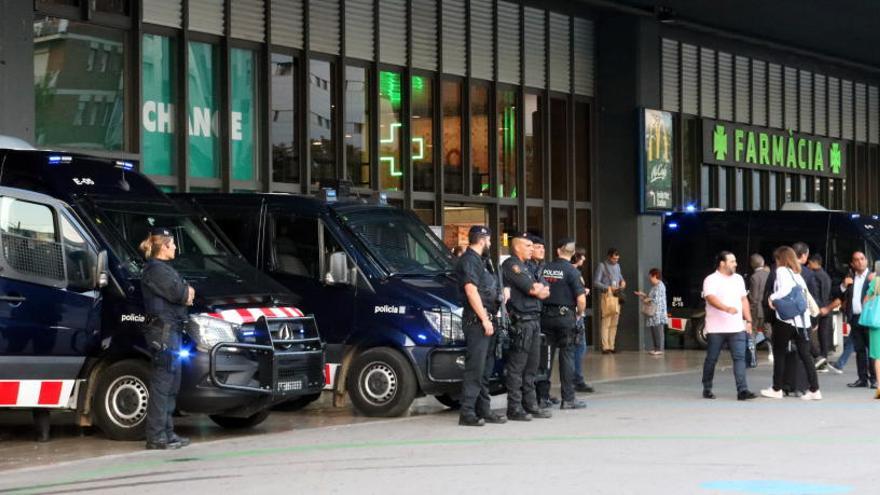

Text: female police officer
xmin=139 ymin=227 xmax=195 ymax=450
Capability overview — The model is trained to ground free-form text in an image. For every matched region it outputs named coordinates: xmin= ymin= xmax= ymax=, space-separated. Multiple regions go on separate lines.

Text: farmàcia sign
xmin=701 ymin=120 xmax=846 ymax=179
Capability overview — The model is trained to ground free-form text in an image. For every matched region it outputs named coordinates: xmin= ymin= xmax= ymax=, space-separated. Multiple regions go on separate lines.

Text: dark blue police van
xmin=0 ymin=147 xmax=324 ymax=440
xmin=179 ymin=192 xmax=494 ymax=417
xmin=663 ymin=204 xmax=878 ymax=348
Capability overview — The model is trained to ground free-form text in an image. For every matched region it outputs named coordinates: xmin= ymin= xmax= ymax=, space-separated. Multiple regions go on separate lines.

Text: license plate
xmin=277 ymin=380 xmax=303 ymax=393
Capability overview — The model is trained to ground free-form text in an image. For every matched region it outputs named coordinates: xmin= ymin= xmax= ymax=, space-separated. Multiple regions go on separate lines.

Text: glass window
xmin=799 ymin=176 xmax=808 ymax=202
xmin=575 ymin=102 xmax=590 ymax=202
xmin=141 ymin=34 xmax=176 ymax=176
xmin=527 ymin=207 xmax=543 ymax=239
xmin=550 ymin=98 xmax=569 ymax=201
xmin=498 ymin=206 xmax=518 ymax=258
xmin=379 ymin=70 xmax=402 ymax=191
xmin=735 ymin=168 xmax=744 ymax=210
xmin=310 ymin=59 xmax=335 ymax=183
xmin=187 ymin=41 xmax=221 ymax=179
xmin=412 ymin=76 xmax=434 ymax=192
xmin=345 ymin=66 xmax=370 ymax=187
xmin=471 ymin=83 xmax=490 ymax=196
xmin=700 ymin=165 xmax=710 ymax=208
xmin=551 ymin=207 xmax=569 ymax=252
xmin=34 ymin=16 xmax=125 ymax=151
xmin=751 ymin=171 xmax=761 ymax=210
xmin=682 ymin=117 xmax=700 ymax=206
xmin=784 ymin=175 xmax=793 ymax=204
xmin=231 ymin=49 xmax=258 ymax=182
xmin=768 ymin=172 xmax=778 ymax=210
xmin=61 ymin=213 xmax=96 ymax=289
xmin=0 ymin=197 xmax=64 ymax=282
xmin=575 ymin=209 xmax=590 ymax=264
xmin=413 ymin=201 xmax=435 ymax=227
xmin=718 ymin=167 xmax=727 ymax=208
xmin=273 ymin=215 xmax=319 ymax=278
xmin=442 ymin=80 xmax=463 ymax=195
xmin=271 ymin=53 xmax=298 ymax=183
xmin=497 ymin=89 xmax=518 ymax=199
xmin=525 ymin=93 xmax=543 ymax=199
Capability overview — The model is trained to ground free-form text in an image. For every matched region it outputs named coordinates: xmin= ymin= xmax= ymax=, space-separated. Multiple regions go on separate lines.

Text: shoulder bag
xmin=774 ymin=268 xmax=808 ymax=322
xmin=600 ymin=263 xmax=621 ymax=317
xmin=859 ymin=278 xmax=880 ymax=328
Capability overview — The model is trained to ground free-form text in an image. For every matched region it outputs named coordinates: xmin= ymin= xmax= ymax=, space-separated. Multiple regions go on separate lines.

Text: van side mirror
xmin=326 ymin=251 xmax=350 ymax=285
xmin=96 ymin=250 xmax=109 ymax=289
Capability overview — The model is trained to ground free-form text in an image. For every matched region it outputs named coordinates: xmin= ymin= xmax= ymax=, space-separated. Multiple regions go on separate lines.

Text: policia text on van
xmin=0 ymin=148 xmax=324 ymax=440
xmin=179 ymin=192 xmax=529 ymax=417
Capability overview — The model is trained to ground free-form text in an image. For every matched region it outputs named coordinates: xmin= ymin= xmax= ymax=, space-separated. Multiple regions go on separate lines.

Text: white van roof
xmin=0 ymin=135 xmax=36 ymax=150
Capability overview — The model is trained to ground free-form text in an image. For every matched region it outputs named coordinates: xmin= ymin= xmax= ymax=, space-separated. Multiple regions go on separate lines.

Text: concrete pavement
xmin=1 ymin=350 xmax=877 ymax=494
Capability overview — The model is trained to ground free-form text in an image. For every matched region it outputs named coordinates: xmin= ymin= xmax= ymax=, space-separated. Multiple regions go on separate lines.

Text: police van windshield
xmin=341 ymin=208 xmax=454 ymax=276
xmin=81 ymin=197 xmax=235 ymax=276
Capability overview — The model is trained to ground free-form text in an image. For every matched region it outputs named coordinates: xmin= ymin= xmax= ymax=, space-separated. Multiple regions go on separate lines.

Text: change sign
xmin=702 ymin=120 xmax=846 ymax=179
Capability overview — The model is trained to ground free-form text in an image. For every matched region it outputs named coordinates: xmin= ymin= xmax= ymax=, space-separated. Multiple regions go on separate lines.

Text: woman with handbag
xmin=859 ymin=261 xmax=880 ymax=399
xmin=761 ymin=246 xmax=822 ymax=401
xmin=635 ymin=268 xmax=667 ymax=355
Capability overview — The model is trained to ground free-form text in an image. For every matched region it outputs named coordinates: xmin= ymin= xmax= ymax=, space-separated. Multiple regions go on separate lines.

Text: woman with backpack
xmin=761 ymin=246 xmax=822 ymax=401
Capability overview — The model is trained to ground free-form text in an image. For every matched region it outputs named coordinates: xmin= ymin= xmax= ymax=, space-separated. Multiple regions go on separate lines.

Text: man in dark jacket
xmin=808 ymin=254 xmax=836 ymax=372
xmin=830 ymin=251 xmax=875 ymax=388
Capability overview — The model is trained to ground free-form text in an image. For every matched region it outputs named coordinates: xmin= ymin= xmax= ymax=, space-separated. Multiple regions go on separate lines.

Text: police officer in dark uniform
xmin=455 ymin=226 xmax=508 ymax=426
xmin=540 ymin=238 xmax=588 ymax=409
xmin=139 ymin=227 xmax=194 ymax=450
xmin=503 ymin=233 xmax=552 ymax=420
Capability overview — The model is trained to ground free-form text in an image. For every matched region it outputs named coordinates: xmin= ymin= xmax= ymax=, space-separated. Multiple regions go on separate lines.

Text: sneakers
xmin=814 ymin=357 xmax=828 ymax=369
xmin=760 ymin=388 xmax=783 ymax=399
xmin=801 ymin=390 xmax=823 ymax=401
xmin=826 ymin=363 xmax=843 ymax=374
xmin=817 ymin=365 xmax=830 ymax=374
xmin=702 ymin=389 xmax=716 ymax=399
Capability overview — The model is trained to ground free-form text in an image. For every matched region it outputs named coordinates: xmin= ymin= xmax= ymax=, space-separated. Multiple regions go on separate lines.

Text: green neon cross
xmin=379 ymin=122 xmax=425 ymax=177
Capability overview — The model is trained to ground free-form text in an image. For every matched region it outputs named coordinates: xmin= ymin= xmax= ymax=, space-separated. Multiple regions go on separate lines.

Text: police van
xmin=178 ymin=191 xmax=518 ymax=417
xmin=0 ymin=146 xmax=324 ymax=440
xmin=663 ymin=204 xmax=876 ymax=349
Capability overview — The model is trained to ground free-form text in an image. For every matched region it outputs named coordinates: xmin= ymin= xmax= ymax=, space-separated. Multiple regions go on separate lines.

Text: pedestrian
xmin=502 ymin=233 xmax=552 ymax=421
xmin=748 ymin=254 xmax=772 ymax=362
xmin=861 ymin=261 xmax=880 ymax=399
xmin=454 ymin=225 xmax=507 ymax=426
xmin=701 ymin=251 xmax=756 ymax=401
xmin=539 ymin=238 xmax=589 ymax=409
xmin=834 ymin=251 xmax=876 ymax=389
xmin=761 ymin=246 xmax=822 ymax=400
xmin=635 ymin=268 xmax=667 ymax=355
xmin=570 ymin=252 xmax=594 ymax=393
xmin=140 ymin=227 xmax=194 ymax=450
xmin=807 ymin=253 xmax=838 ymax=373
xmin=594 ymin=248 xmax=626 ymax=354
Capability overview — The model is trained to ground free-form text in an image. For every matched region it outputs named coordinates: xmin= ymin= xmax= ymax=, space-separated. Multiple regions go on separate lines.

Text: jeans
xmin=702 ymin=331 xmax=749 ymax=393
xmin=836 ymin=336 xmax=854 ymax=369
xmin=648 ymin=324 xmax=665 ymax=352
xmin=460 ymin=316 xmax=496 ymax=419
xmin=771 ymin=322 xmax=820 ymax=393
xmin=574 ymin=330 xmax=588 ymax=384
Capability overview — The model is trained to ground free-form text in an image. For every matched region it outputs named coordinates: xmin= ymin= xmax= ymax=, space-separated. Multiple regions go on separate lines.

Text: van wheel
xmin=93 ymin=360 xmax=151 ymax=441
xmin=434 ymin=394 xmax=461 ymax=410
xmin=273 ymin=393 xmax=322 ymax=411
xmin=209 ymin=410 xmax=271 ymax=429
xmin=347 ymin=348 xmax=417 ymax=417
xmin=689 ymin=318 xmax=708 ymax=349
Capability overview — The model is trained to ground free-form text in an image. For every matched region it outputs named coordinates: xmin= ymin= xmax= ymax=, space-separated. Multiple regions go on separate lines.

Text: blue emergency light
xmin=115 ymin=160 xmax=134 ymax=170
xmin=48 ymin=155 xmax=72 ymax=165
xmin=667 ymin=222 xmax=679 ymax=230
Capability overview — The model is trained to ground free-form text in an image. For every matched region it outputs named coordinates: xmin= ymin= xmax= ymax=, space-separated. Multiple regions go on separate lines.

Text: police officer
xmin=503 ymin=233 xmax=552 ymax=420
xmin=527 ymin=235 xmax=547 ymax=278
xmin=139 ymin=227 xmax=194 ymax=450
xmin=455 ymin=226 xmax=508 ymax=426
xmin=540 ymin=238 xmax=588 ymax=409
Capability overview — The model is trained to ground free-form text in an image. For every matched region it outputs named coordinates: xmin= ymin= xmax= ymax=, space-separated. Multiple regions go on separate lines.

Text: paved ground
xmin=1 ymin=350 xmax=876 ymax=494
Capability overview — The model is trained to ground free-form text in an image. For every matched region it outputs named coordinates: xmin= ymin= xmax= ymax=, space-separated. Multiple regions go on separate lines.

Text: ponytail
xmin=140 ymin=234 xmax=171 ymax=260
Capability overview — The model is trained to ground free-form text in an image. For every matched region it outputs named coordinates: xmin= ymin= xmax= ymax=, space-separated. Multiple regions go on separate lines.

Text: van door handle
xmin=0 ymin=295 xmax=26 ymax=303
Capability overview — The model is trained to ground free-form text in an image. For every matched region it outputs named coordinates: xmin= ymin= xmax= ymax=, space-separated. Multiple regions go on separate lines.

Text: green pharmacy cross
xmin=713 ymin=125 xmax=728 ymax=161
xmin=380 ymin=122 xmax=424 ymax=177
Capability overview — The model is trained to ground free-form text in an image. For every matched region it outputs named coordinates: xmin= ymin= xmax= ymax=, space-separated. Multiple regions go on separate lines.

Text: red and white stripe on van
xmin=203 ymin=306 xmax=305 ymax=324
xmin=0 ymin=380 xmax=77 ymax=408
xmin=668 ymin=317 xmax=688 ymax=332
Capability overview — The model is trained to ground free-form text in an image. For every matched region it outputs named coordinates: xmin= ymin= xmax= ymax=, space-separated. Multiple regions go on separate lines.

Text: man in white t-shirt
xmin=701 ymin=251 xmax=756 ymax=401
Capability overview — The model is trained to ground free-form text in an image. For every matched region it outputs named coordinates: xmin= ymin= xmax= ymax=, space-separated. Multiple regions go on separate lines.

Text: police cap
xmin=150 ymin=227 xmax=173 ymax=237
xmin=468 ymin=225 xmax=491 ymax=238
xmin=528 ymin=234 xmax=545 ymax=246
xmin=510 ymin=232 xmax=531 ymax=241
